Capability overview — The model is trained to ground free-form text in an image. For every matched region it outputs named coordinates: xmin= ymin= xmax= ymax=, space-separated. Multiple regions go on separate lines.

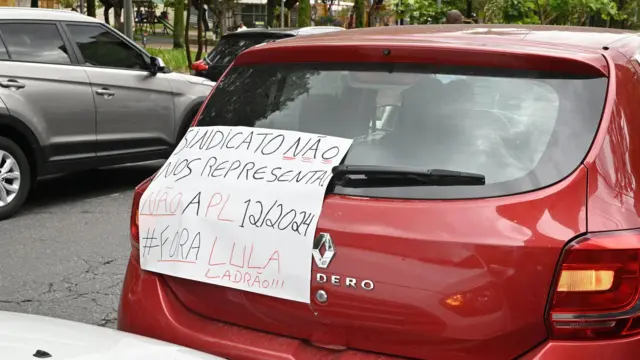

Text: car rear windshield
xmin=195 ymin=63 xmax=607 ymax=199
xmin=206 ymin=35 xmax=289 ymax=65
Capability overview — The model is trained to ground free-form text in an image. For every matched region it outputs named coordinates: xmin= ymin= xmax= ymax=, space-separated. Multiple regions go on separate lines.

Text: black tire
xmin=0 ymin=136 xmax=31 ymax=221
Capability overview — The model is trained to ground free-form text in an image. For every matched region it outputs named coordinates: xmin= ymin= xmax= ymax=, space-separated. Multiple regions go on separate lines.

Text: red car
xmin=119 ymin=25 xmax=640 ymax=359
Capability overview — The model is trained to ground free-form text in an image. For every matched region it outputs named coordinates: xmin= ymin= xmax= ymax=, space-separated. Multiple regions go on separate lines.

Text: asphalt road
xmin=0 ymin=161 xmax=163 ymax=328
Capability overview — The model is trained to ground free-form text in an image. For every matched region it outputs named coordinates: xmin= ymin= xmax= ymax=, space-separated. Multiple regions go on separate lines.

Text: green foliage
xmin=354 ymin=0 xmax=365 ymax=27
xmin=392 ymin=0 xmax=463 ymax=24
xmin=163 ymin=0 xmax=186 ymax=8
xmin=59 ymin=0 xmax=77 ymax=8
xmin=146 ymin=47 xmax=198 ymax=72
xmin=273 ymin=7 xmax=291 ymax=26
xmin=617 ymin=0 xmax=640 ymax=28
xmin=393 ymin=0 xmax=638 ymax=27
xmin=483 ymin=0 xmax=620 ymax=25
xmin=317 ymin=14 xmax=338 ymax=25
xmin=173 ymin=0 xmax=185 ymax=48
xmin=298 ymin=0 xmax=312 ymax=26
xmin=502 ymin=0 xmax=539 ymax=23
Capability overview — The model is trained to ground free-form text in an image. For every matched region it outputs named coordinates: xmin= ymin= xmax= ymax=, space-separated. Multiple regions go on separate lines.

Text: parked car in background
xmin=0 ymin=310 xmax=224 ymax=359
xmin=121 ymin=24 xmax=640 ymax=359
xmin=191 ymin=26 xmax=345 ymax=81
xmin=0 ymin=8 xmax=214 ymax=220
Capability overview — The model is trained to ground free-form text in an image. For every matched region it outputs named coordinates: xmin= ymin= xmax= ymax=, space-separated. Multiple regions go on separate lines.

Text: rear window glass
xmin=206 ymin=36 xmax=287 ymax=65
xmin=196 ymin=63 xmax=607 ymax=199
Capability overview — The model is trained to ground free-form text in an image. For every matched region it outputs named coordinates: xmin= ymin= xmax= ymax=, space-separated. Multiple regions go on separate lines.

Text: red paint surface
xmin=191 ymin=59 xmax=208 ymax=72
xmin=119 ymin=25 xmax=640 ymax=359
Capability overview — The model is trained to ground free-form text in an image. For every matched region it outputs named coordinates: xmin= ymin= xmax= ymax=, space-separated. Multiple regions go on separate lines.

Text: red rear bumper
xmin=117 ymin=251 xmax=401 ymax=360
xmin=118 ymin=251 xmax=640 ymax=360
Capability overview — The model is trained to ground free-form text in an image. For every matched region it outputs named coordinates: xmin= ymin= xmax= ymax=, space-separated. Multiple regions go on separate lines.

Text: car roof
xmin=0 ymin=7 xmax=101 ymax=22
xmin=236 ymin=24 xmax=621 ymax=76
xmin=269 ymin=24 xmax=637 ymax=55
xmin=223 ymin=28 xmax=298 ymax=37
xmin=222 ymin=26 xmax=345 ymax=38
xmin=295 ymin=26 xmax=345 ymax=35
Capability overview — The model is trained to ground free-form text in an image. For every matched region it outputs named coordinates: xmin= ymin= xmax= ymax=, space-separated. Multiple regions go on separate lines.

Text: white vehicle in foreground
xmin=0 ymin=311 xmax=225 ymax=360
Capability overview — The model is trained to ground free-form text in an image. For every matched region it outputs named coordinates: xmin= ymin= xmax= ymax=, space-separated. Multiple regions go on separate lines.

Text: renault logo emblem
xmin=312 ymin=233 xmax=335 ymax=269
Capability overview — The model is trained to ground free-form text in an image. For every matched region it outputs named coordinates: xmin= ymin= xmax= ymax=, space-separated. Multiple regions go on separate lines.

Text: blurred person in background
xmin=445 ymin=10 xmax=463 ymax=24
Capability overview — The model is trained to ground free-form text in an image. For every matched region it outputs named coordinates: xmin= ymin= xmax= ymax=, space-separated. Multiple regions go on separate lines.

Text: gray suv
xmin=0 ymin=8 xmax=214 ymax=220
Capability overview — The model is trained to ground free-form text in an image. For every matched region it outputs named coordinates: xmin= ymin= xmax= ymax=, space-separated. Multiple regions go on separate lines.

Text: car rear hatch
xmin=161 ymin=42 xmax=610 ymax=359
xmin=203 ymin=31 xmax=294 ymax=81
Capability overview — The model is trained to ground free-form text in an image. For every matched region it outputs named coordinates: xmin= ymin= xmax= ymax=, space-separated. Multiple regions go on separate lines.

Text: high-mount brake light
xmin=548 ymin=230 xmax=640 ymax=340
xmin=130 ymin=176 xmax=154 ymax=250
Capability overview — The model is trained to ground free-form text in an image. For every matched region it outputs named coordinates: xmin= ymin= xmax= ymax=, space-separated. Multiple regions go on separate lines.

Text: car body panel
xmin=199 ymin=26 xmax=345 ymax=81
xmin=119 ymin=253 xmax=405 ymax=360
xmin=202 ymin=31 xmax=295 ymax=81
xmin=0 ymin=11 xmax=212 ymax=178
xmin=0 ymin=61 xmax=96 ymax=162
xmin=120 ymin=218 xmax=640 ymax=360
xmin=160 ymin=166 xmax=588 ymax=360
xmin=119 ymin=24 xmax=640 ymax=360
xmin=161 ymin=72 xmax=213 ymax=141
xmin=234 ymin=38 xmax=609 ymax=76
xmin=0 ymin=7 xmax=104 ymax=23
xmin=0 ymin=310 xmax=224 ymax=360
xmin=83 ymin=66 xmax=175 ymax=156
xmin=519 ymin=335 xmax=640 ymax=359
xmin=257 ymin=24 xmax=633 ymax=53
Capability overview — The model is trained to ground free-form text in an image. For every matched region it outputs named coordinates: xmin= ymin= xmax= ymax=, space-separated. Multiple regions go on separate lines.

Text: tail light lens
xmin=548 ymin=231 xmax=640 ymax=340
xmin=130 ymin=175 xmax=154 ymax=249
xmin=191 ymin=60 xmax=208 ymax=72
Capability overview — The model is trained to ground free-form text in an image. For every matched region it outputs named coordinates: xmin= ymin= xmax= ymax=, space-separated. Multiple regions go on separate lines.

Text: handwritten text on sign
xmin=138 ymin=126 xmax=353 ymax=303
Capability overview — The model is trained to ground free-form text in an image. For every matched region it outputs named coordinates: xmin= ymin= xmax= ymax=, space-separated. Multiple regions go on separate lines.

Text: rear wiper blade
xmin=331 ymin=165 xmax=486 ymax=187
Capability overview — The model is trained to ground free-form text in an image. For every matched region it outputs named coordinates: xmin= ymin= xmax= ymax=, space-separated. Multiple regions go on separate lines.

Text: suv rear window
xmin=196 ymin=63 xmax=607 ymax=199
xmin=206 ymin=35 xmax=289 ymax=65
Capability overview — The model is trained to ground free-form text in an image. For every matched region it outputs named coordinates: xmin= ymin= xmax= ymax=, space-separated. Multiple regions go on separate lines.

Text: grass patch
xmin=145 ymin=47 xmax=199 ymax=73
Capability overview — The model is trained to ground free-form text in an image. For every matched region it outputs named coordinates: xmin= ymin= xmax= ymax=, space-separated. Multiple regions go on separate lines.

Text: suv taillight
xmin=130 ymin=176 xmax=154 ymax=249
xmin=548 ymin=231 xmax=640 ymax=339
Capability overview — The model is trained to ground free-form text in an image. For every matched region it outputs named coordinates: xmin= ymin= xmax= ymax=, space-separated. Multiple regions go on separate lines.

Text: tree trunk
xmin=354 ymin=0 xmax=364 ymax=28
xmin=297 ymin=0 xmax=311 ymax=26
xmin=174 ymin=0 xmax=186 ymax=48
xmin=185 ymin=1 xmax=193 ymax=63
xmin=103 ymin=6 xmax=111 ymax=25
xmin=114 ymin=6 xmax=123 ymax=32
xmin=267 ymin=0 xmax=276 ymax=27
xmin=195 ymin=0 xmax=204 ymax=62
xmin=87 ymin=0 xmax=96 ymax=17
xmin=218 ymin=10 xmax=225 ymax=36
xmin=367 ymin=0 xmax=383 ymax=27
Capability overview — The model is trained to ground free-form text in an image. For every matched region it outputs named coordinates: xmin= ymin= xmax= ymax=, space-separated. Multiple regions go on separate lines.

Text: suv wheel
xmin=0 ymin=136 xmax=31 ymax=221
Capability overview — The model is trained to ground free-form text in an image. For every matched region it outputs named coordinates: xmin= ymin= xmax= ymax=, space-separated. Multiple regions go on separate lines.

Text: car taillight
xmin=191 ymin=60 xmax=208 ymax=72
xmin=130 ymin=175 xmax=154 ymax=249
xmin=548 ymin=230 xmax=640 ymax=340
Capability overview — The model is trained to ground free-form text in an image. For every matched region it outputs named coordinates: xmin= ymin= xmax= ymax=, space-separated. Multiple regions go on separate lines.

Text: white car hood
xmin=0 ymin=311 xmax=224 ymax=360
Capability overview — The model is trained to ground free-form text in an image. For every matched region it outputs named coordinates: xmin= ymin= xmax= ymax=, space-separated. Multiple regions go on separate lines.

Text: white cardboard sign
xmin=138 ymin=126 xmax=353 ymax=303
